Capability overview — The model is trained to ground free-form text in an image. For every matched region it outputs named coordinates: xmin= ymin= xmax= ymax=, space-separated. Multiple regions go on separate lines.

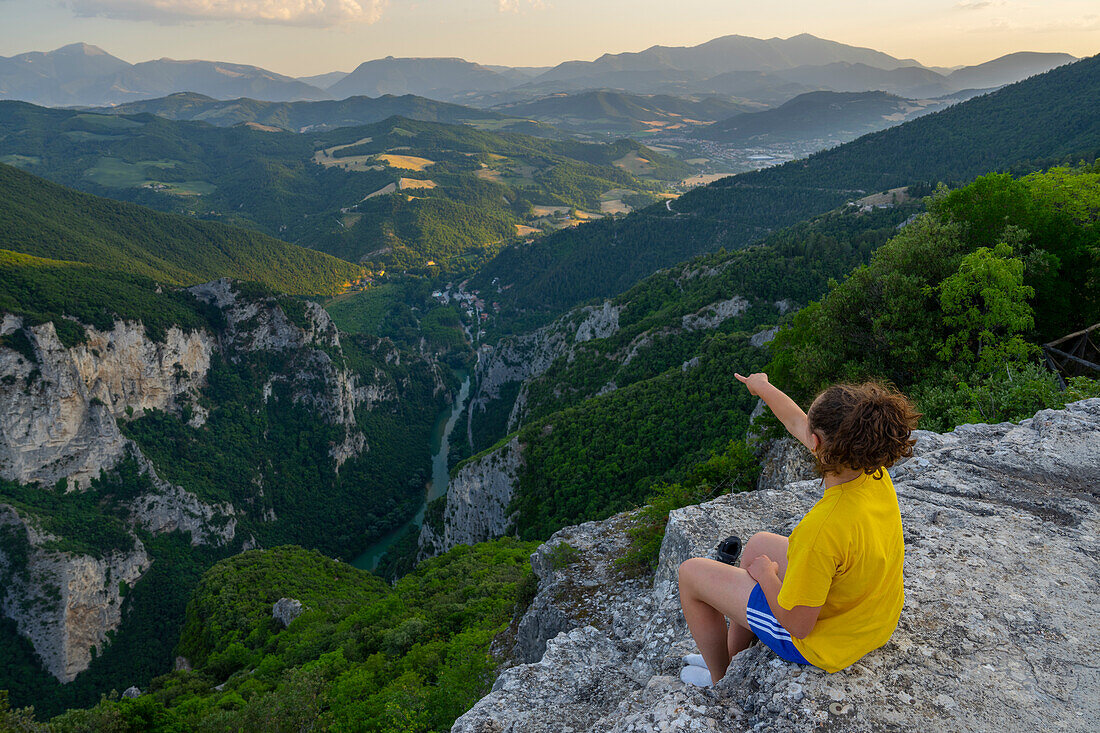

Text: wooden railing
xmin=1043 ymin=324 xmax=1100 ymax=386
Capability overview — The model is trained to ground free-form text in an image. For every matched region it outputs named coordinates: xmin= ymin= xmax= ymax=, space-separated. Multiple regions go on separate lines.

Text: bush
xmin=620 ymin=440 xmax=759 ymax=575
xmin=914 ymin=363 xmax=1100 ymax=432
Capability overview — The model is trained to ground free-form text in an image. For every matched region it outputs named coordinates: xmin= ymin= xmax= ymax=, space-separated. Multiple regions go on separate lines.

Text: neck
xmin=822 ymin=467 xmax=863 ymax=489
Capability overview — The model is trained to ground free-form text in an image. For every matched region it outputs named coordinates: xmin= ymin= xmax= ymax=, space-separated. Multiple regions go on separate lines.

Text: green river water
xmin=351 ymin=374 xmax=471 ymax=571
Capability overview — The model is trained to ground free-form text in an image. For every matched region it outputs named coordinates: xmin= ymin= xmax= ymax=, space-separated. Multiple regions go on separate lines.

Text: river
xmin=351 ymin=373 xmax=471 ymax=571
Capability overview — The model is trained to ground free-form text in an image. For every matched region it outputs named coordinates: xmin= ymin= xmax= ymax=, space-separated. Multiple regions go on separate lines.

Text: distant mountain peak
xmin=52 ymin=42 xmax=115 ymax=57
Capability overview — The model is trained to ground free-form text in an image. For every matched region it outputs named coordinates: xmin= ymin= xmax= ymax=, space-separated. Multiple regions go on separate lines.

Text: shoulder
xmin=791 ymin=493 xmax=845 ymax=549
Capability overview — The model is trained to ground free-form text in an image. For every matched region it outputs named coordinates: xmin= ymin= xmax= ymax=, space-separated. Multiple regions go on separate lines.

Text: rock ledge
xmin=455 ymin=400 xmax=1100 ymax=732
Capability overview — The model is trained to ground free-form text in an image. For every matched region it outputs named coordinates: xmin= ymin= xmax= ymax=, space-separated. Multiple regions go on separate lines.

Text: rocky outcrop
xmin=755 ymin=437 xmax=817 ymax=493
xmin=0 ymin=506 xmax=151 ymax=683
xmin=127 ymin=450 xmax=237 ymax=547
xmin=190 ymin=278 xmax=391 ymax=467
xmin=468 ymin=302 xmax=623 ymax=436
xmin=455 ymin=399 xmax=1100 ymax=732
xmin=418 ymin=436 xmax=523 ymax=560
xmin=681 ymin=296 xmax=749 ymax=331
xmin=0 ymin=279 xmax=401 ymax=683
xmin=574 ymin=301 xmax=621 ymax=343
xmin=272 ymin=598 xmax=304 ymax=628
xmin=0 ymin=317 xmax=213 ymax=488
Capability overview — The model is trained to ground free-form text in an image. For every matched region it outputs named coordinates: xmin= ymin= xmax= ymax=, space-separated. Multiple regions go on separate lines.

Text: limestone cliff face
xmin=455 ymin=399 xmax=1100 ymax=733
xmin=189 ymin=279 xmax=397 ymax=467
xmin=0 ymin=506 xmax=151 ymax=683
xmin=470 ymin=302 xmax=623 ymax=436
xmin=0 ymin=279 xmax=401 ymax=683
xmin=418 ymin=436 xmax=523 ymax=560
xmin=0 ymin=316 xmax=213 ymax=488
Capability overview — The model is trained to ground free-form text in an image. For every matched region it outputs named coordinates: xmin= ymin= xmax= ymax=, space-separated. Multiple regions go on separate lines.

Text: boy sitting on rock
xmin=678 ymin=373 xmax=920 ymax=686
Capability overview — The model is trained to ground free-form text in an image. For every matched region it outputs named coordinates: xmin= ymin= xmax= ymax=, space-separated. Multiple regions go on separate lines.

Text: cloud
xmin=65 ymin=0 xmax=388 ymax=26
xmin=954 ymin=0 xmax=997 ymax=9
xmin=498 ymin=0 xmax=542 ymax=12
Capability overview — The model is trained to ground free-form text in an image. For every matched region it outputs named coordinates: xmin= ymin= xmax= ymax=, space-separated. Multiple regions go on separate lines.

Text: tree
xmin=936 ymin=230 xmax=1037 ymax=374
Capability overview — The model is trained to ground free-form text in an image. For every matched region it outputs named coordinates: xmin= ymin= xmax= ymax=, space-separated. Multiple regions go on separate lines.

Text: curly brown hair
xmin=806 ymin=382 xmax=921 ymax=477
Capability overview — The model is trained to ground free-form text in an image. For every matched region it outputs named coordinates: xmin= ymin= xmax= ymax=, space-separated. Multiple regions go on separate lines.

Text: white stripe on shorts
xmin=745 ymin=608 xmax=791 ymax=640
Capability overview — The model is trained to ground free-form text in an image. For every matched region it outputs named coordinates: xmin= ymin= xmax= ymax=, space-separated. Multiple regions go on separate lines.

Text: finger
xmin=735 ymin=373 xmax=747 ymax=383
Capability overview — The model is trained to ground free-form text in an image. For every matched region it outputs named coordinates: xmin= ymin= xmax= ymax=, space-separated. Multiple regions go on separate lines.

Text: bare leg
xmin=740 ymin=532 xmax=789 ymax=579
xmin=727 ymin=615 xmax=755 ymax=659
xmin=678 ymin=557 xmax=758 ymax=684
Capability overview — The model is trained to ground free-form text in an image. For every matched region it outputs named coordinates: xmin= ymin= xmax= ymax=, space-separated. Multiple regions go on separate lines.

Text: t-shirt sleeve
xmin=777 ymin=540 xmax=837 ymax=610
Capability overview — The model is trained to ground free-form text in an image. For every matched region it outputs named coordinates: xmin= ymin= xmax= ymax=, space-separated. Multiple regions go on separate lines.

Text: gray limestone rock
xmin=681 ymin=296 xmax=750 ymax=331
xmin=750 ymin=326 xmax=780 ymax=348
xmin=0 ymin=317 xmax=213 ymax=488
xmin=454 ymin=399 xmax=1100 ymax=732
xmin=755 ymin=437 xmax=817 ymax=493
xmin=122 ymin=686 xmax=141 ymax=699
xmin=272 ymin=597 xmax=304 ymax=628
xmin=0 ymin=506 xmax=151 ymax=683
xmin=419 ymin=436 xmax=523 ymax=560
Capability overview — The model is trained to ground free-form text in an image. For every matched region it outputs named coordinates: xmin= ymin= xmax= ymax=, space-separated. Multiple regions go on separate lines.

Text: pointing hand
xmin=735 ymin=372 xmax=769 ymax=397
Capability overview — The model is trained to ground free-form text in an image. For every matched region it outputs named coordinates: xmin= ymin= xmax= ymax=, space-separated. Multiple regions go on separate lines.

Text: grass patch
xmin=378 ymin=153 xmax=435 ymax=171
xmin=0 ymin=154 xmax=40 ymax=168
xmin=84 ymin=158 xmax=182 ymax=188
xmin=324 ymin=284 xmax=402 ymax=334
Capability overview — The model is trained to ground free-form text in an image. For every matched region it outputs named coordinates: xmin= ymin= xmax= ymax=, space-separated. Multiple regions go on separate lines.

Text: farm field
xmin=0 ymin=106 xmax=687 ymax=271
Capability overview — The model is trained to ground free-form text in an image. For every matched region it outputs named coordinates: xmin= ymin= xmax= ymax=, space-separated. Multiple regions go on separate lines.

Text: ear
xmin=809 ymin=431 xmax=822 ymax=454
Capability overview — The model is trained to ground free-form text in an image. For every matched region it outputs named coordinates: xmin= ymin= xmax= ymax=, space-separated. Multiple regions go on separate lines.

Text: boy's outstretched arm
xmin=735 ymin=372 xmax=814 ymax=450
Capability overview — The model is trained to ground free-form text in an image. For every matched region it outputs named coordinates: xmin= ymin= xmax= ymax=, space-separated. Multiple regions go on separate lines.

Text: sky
xmin=0 ymin=0 xmax=1097 ymax=77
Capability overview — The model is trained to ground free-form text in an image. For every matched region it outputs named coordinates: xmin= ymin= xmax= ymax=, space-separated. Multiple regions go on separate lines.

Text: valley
xmin=0 ymin=105 xmax=688 ymax=272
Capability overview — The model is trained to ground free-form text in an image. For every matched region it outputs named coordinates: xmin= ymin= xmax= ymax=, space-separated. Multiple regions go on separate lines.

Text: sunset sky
xmin=1 ymin=0 xmax=1097 ymax=76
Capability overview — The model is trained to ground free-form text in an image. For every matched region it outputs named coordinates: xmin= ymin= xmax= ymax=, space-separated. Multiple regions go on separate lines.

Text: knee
xmin=742 ymin=532 xmax=781 ymax=565
xmin=743 ymin=532 xmax=769 ymax=556
xmin=678 ymin=557 xmax=708 ymax=590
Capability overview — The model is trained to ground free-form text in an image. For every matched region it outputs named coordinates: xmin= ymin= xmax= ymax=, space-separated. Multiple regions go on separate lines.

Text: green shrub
xmin=545 ymin=542 xmax=580 ymax=570
xmin=620 ymin=440 xmax=759 ymax=575
xmin=914 ymin=363 xmax=1100 ymax=432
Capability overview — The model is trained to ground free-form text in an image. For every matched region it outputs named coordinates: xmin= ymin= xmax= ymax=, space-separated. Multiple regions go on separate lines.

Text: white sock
xmin=680 ymin=665 xmax=714 ymax=687
xmin=682 ymin=653 xmax=708 ymax=669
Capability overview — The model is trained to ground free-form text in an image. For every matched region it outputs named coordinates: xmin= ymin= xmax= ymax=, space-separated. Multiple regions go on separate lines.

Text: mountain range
xmin=694 ymin=89 xmax=990 ymax=145
xmin=85 ymin=91 xmax=555 ymax=136
xmin=473 ymin=53 xmax=1100 ymax=314
xmin=0 ymin=43 xmax=327 ymax=107
xmin=0 ymin=37 xmax=1076 ymax=110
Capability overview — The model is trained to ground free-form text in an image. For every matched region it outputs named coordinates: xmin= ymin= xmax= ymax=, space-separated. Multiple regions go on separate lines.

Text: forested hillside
xmin=3 ymin=541 xmax=537 ymax=728
xmin=472 ymin=54 xmax=1100 ymax=315
xmin=695 ymin=90 xmax=950 ymax=144
xmin=768 ymin=166 xmax=1100 ymax=428
xmin=92 ymin=91 xmax=555 ymax=135
xmin=0 ymin=164 xmax=361 ymax=296
xmin=458 ymin=203 xmax=921 ymax=543
xmin=461 ymin=165 xmax=1099 ymax=554
xmin=0 ymin=105 xmax=684 ymax=271
xmin=473 ymin=204 xmax=920 ymax=450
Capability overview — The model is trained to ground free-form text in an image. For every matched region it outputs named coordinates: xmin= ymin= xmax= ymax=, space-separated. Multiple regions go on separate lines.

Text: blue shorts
xmin=746 ymin=583 xmax=810 ymax=665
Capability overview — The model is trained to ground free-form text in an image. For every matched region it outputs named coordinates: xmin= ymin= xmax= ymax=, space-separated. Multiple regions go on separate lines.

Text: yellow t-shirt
xmin=777 ymin=468 xmax=905 ymax=673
